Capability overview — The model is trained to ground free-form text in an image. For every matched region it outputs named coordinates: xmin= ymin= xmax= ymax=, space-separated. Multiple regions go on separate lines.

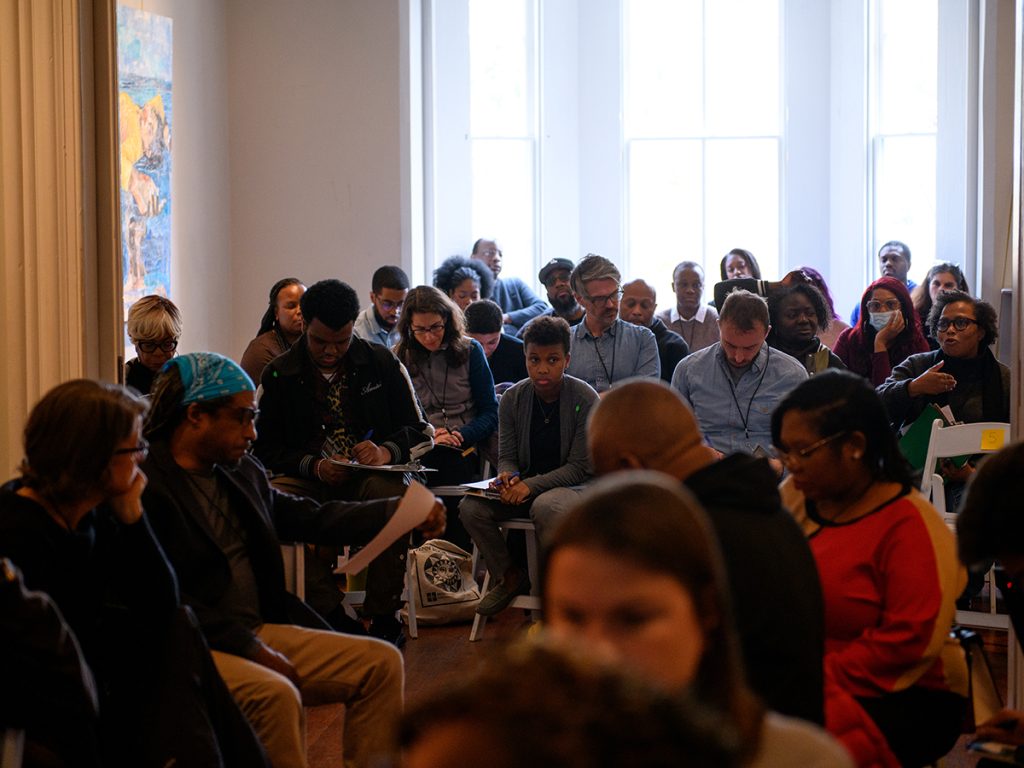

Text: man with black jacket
xmin=587 ymin=378 xmax=826 ymax=726
xmin=253 ymin=279 xmax=434 ymax=642
xmin=141 ymin=352 xmax=444 ymax=768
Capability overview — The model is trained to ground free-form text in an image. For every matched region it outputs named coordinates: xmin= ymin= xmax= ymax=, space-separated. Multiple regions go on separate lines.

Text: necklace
xmin=185 ymin=471 xmax=248 ymax=543
xmin=534 ymin=393 xmax=559 ymax=424
xmin=420 ymin=355 xmax=451 ymax=431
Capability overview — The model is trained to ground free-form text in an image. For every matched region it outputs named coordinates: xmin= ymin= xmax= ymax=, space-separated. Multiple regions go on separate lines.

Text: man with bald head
xmin=588 ymin=379 xmax=825 ymax=726
xmin=619 ymin=279 xmax=688 ymax=383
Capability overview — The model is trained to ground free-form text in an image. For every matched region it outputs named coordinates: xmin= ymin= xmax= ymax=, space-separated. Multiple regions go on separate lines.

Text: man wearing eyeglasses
xmin=353 ymin=265 xmax=409 ymax=349
xmin=564 ymin=253 xmax=660 ymax=393
xmin=253 ymin=279 xmax=434 ymax=645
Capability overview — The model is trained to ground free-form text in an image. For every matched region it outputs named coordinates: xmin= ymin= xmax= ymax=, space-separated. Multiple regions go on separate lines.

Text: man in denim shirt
xmin=565 ymin=254 xmax=660 ymax=392
xmin=671 ymin=289 xmax=807 ymax=455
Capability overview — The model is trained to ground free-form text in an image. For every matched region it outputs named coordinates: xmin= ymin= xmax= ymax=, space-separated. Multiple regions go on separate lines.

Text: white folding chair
xmin=469 ymin=518 xmax=542 ymax=642
xmin=280 ymin=542 xmax=306 ymax=599
xmin=919 ymin=420 xmax=1010 ymax=628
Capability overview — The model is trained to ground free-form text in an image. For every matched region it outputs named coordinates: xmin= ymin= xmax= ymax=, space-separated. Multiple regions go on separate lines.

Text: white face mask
xmin=868 ymin=311 xmax=896 ymax=332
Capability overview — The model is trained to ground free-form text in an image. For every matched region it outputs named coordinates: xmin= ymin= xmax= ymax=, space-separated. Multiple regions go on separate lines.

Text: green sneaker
xmin=476 ymin=575 xmax=532 ymax=617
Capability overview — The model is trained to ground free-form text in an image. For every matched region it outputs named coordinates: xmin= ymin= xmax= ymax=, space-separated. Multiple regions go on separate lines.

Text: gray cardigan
xmin=497 ymin=374 xmax=599 ymax=495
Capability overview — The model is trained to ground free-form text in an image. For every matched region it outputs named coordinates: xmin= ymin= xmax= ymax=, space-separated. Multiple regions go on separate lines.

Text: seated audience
xmin=794 ymin=266 xmax=849 ymax=350
xmin=460 ymin=317 xmax=597 ymax=616
xmin=657 ymin=260 xmax=720 ymax=352
xmin=543 ymin=472 xmax=852 ymax=768
xmin=589 ymin=379 xmax=825 ymax=725
xmin=620 ymin=278 xmax=689 ymax=383
xmin=766 ymin=284 xmax=845 ymax=375
xmin=832 ymin=276 xmax=929 ymax=386
xmin=125 ymin=294 xmax=181 ymax=395
xmin=850 ymin=241 xmax=916 ymax=325
xmin=395 ymin=286 xmax=498 ymax=546
xmin=433 ymin=254 xmax=493 ymax=312
xmin=464 ymin=299 xmax=528 ymax=390
xmin=957 ymin=442 xmax=1024 ymax=749
xmin=0 ymin=379 xmax=267 ymax=767
xmin=517 ymin=257 xmax=584 ymax=336
xmin=672 ymin=289 xmax=807 ymax=456
xmin=566 ymin=253 xmax=660 ymax=391
xmin=252 ymin=279 xmax=433 ymax=641
xmin=239 ymin=277 xmax=305 ymax=384
xmin=400 ymin=638 xmax=742 ymax=768
xmin=774 ymin=371 xmax=967 ymax=767
xmin=471 ymin=237 xmax=547 ymax=333
xmin=721 ymin=248 xmax=762 ymax=280
xmin=142 ymin=352 xmax=445 ymax=768
xmin=910 ymin=263 xmax=968 ymax=350
xmin=353 ymin=265 xmax=409 ymax=349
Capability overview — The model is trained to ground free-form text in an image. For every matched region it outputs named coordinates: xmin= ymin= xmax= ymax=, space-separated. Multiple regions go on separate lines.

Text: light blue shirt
xmin=567 ymin=316 xmax=660 ymax=393
xmin=353 ymin=306 xmax=401 ymax=349
xmin=671 ymin=342 xmax=808 ymax=455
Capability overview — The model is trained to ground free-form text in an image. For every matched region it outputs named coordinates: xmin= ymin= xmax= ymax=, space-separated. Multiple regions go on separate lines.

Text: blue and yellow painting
xmin=117 ymin=6 xmax=172 ymax=323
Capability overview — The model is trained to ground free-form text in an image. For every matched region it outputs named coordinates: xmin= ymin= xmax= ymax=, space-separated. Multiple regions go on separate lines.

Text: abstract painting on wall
xmin=117 ymin=5 xmax=172 ymax=329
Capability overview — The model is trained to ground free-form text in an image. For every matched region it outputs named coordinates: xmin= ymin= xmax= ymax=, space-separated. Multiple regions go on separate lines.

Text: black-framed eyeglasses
xmin=223 ymin=407 xmax=259 ymax=426
xmin=584 ymin=288 xmax=623 ymax=307
xmin=412 ymin=323 xmax=446 ymax=337
xmin=114 ymin=438 xmax=149 ymax=459
xmin=935 ymin=316 xmax=978 ymax=333
xmin=771 ymin=431 xmax=848 ymax=466
xmin=136 ymin=339 xmax=178 ymax=354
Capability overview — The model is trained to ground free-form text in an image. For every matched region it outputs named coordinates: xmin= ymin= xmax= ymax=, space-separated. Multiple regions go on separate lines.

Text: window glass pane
xmin=469 ymin=0 xmax=532 ymax=137
xmin=624 ymin=0 xmax=703 ymax=138
xmin=627 ymin=140 xmax=704 ymax=285
xmin=877 ymin=0 xmax=936 ymax=134
xmin=471 ymin=139 xmax=535 ymax=280
xmin=874 ymin=135 xmax=935 ymax=285
xmin=705 ymin=0 xmax=780 ymax=136
xmin=705 ymin=138 xmax=779 ymax=278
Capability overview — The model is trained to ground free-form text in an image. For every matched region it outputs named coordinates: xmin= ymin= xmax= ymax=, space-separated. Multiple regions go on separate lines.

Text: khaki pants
xmin=211 ymin=623 xmax=403 ymax=768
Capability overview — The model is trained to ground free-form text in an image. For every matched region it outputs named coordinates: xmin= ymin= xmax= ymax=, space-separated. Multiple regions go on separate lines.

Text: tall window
xmin=870 ymin=0 xmax=938 ymax=285
xmin=624 ymin=0 xmax=781 ymax=284
xmin=467 ymin=0 xmax=537 ymax=281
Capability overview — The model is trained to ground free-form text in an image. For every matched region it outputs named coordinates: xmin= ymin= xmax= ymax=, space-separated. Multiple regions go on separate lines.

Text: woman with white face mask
xmin=832 ymin=277 xmax=929 ymax=386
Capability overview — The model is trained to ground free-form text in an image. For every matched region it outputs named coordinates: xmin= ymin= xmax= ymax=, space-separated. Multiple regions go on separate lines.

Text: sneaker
xmin=476 ymin=575 xmax=532 ymax=617
xmin=368 ymin=615 xmax=407 ymax=649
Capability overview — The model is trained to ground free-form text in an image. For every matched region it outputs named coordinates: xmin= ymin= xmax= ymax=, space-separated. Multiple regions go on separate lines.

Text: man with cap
xmin=139 ymin=352 xmax=446 ymax=768
xmin=587 ymin=378 xmax=826 ymax=725
xmin=518 ymin=257 xmax=585 ymax=339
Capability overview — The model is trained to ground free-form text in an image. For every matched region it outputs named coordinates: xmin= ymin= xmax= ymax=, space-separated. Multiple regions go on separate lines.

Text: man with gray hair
xmin=565 ymin=253 xmax=659 ymax=392
xmin=671 ymin=289 xmax=807 ymax=455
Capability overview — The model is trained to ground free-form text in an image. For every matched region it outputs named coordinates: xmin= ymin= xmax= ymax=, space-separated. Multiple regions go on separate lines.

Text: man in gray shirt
xmin=565 ymin=253 xmax=660 ymax=392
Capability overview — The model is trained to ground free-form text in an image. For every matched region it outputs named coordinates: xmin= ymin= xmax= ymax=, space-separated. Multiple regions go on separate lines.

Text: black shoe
xmin=476 ymin=575 xmax=531 ymax=617
xmin=368 ymin=615 xmax=406 ymax=649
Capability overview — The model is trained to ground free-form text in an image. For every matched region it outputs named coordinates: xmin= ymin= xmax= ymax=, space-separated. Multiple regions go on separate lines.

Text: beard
xmin=551 ymin=292 xmax=579 ymax=314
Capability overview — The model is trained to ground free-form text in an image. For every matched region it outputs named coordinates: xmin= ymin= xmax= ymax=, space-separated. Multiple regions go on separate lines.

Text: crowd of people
xmin=1 ymin=236 xmax=1018 ymax=768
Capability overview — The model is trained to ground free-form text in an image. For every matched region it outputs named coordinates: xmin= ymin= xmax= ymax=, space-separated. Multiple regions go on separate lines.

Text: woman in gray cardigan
xmin=460 ymin=317 xmax=599 ymax=617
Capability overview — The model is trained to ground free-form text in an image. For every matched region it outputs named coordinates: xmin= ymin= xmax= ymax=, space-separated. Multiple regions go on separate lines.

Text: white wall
xmin=118 ymin=0 xmax=234 ymax=356
xmin=226 ymin=0 xmax=406 ymax=359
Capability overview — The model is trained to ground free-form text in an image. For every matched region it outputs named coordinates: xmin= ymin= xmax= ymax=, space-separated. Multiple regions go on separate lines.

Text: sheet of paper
xmin=462 ymin=478 xmax=497 ymax=490
xmin=338 ymin=481 xmax=436 ymax=575
xmin=322 ymin=455 xmax=435 ymax=472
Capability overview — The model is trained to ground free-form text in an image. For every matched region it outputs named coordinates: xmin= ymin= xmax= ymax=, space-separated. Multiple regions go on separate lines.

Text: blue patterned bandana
xmin=165 ymin=352 xmax=254 ymax=405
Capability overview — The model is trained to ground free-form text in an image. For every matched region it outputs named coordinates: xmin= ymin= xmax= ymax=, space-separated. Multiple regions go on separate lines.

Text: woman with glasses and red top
xmin=832 ymin=277 xmax=929 ymax=386
xmin=125 ymin=294 xmax=182 ymax=395
xmin=773 ymin=371 xmax=968 ymax=768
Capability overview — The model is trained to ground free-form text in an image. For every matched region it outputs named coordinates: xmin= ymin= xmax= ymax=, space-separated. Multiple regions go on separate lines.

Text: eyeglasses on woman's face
xmin=935 ymin=316 xmax=978 ymax=333
xmin=865 ymin=299 xmax=900 ymax=313
xmin=411 ymin=322 xmax=446 ymax=337
xmin=136 ymin=338 xmax=179 ymax=354
xmin=113 ymin=438 xmax=150 ymax=460
xmin=771 ymin=430 xmax=848 ymax=467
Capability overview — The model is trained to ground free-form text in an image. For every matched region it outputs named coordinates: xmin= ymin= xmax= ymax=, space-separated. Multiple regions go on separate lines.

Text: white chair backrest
xmin=919 ymin=420 xmax=1010 ymax=504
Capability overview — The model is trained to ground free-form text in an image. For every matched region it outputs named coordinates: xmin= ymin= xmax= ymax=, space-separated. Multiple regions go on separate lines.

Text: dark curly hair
xmin=433 ymin=255 xmax=494 ymax=299
xmin=771 ymin=370 xmax=912 ymax=486
xmin=928 ymin=289 xmax=998 ymax=348
xmin=463 ymin=299 xmax=503 ymax=334
xmin=256 ymin=277 xmax=303 ymax=335
xmin=395 ymin=285 xmax=471 ymax=370
xmin=299 ymin=279 xmax=360 ymax=331
xmin=523 ymin=315 xmax=571 ymax=353
xmin=767 ymin=283 xmax=830 ymax=339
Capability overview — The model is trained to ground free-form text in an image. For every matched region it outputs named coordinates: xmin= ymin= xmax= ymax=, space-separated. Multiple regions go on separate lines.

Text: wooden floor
xmin=306 ymin=612 xmax=1009 ymax=767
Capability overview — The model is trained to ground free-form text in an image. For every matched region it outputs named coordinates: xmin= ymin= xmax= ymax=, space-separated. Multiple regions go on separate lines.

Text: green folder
xmin=898 ymin=403 xmax=969 ymax=472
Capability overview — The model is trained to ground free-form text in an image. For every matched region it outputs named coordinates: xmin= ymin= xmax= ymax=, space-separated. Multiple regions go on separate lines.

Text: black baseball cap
xmin=538 ymin=258 xmax=575 ymax=285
